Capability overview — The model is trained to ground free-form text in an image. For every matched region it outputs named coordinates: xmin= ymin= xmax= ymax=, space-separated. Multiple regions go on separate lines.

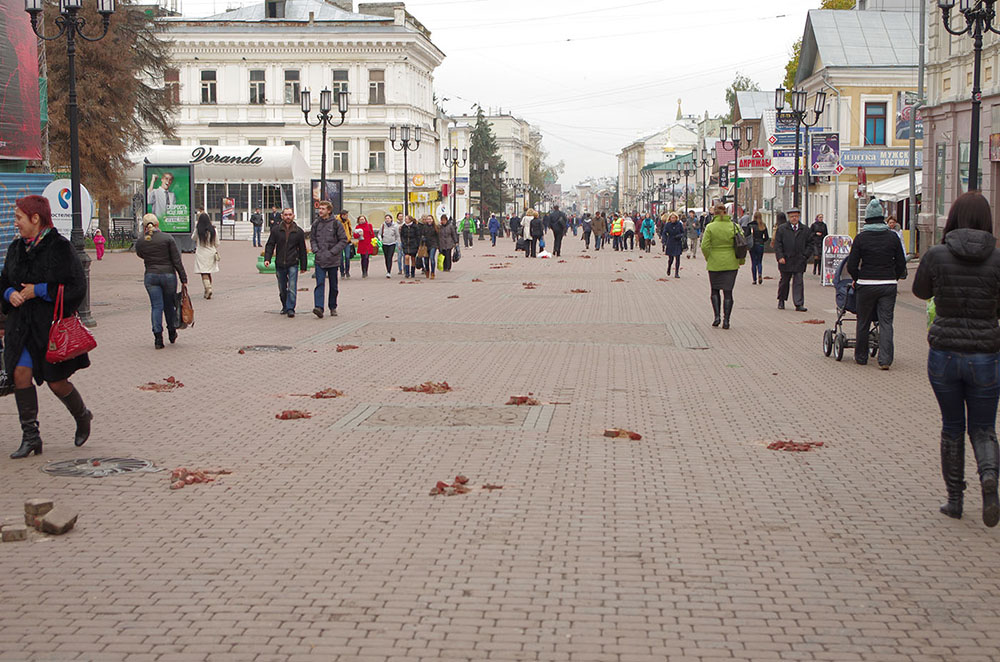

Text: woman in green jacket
xmin=701 ymin=204 xmax=745 ymax=329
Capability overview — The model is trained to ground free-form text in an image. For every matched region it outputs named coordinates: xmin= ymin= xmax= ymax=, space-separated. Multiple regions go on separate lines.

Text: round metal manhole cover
xmin=41 ymin=457 xmax=161 ymax=478
xmin=240 ymin=345 xmax=294 ymax=352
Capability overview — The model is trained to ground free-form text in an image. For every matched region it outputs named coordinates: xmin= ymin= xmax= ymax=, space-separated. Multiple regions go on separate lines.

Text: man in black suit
xmin=773 ymin=207 xmax=814 ymax=312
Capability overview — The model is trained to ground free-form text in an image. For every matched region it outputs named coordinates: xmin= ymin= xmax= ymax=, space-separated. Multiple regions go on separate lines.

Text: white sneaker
xmin=385 ymin=273 xmax=391 ymax=278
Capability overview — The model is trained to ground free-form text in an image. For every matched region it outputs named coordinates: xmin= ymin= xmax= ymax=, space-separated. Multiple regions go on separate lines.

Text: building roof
xmin=735 ymin=91 xmax=773 ymax=121
xmin=641 ymin=152 xmax=694 ymax=172
xmin=191 ymin=0 xmax=385 ymax=22
xmin=796 ymin=8 xmax=918 ymax=85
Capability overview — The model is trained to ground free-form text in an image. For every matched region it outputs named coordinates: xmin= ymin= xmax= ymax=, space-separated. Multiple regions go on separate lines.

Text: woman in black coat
xmin=1 ymin=196 xmax=92 ymax=459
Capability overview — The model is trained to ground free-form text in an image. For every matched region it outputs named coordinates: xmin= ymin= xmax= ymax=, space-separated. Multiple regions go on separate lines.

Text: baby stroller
xmin=822 ymin=259 xmax=879 ymax=361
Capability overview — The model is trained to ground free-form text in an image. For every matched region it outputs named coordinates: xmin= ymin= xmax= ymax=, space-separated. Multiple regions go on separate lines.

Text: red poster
xmin=0 ymin=0 xmax=42 ymax=160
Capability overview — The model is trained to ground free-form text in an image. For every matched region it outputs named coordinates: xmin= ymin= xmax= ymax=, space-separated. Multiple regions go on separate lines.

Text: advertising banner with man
xmin=810 ymin=132 xmax=841 ymax=175
xmin=0 ymin=0 xmax=42 ymax=160
xmin=144 ymin=164 xmax=193 ymax=233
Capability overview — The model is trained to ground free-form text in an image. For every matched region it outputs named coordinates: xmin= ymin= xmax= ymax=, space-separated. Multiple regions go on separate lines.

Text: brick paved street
xmin=0 ymin=235 xmax=997 ymax=662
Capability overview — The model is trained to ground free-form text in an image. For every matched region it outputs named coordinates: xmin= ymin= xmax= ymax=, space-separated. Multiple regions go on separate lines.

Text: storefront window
xmin=936 ymin=144 xmax=946 ymax=216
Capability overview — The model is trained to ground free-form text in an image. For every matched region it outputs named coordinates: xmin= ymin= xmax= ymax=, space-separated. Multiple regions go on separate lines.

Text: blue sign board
xmin=839 ymin=150 xmax=923 ymax=169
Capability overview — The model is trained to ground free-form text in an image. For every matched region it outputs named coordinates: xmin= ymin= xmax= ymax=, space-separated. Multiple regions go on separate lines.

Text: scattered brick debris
xmin=471 ymin=278 xmax=484 ymax=282
xmin=763 ymin=276 xmax=774 ymax=280
xmin=767 ymin=440 xmax=824 ymax=452
xmin=482 ymin=484 xmax=504 ymax=491
xmin=238 ymin=349 xmax=245 ymax=354
xmin=506 ymin=395 xmax=540 ymax=406
xmin=522 ymin=282 xmax=539 ymax=290
xmin=311 ymin=388 xmax=344 ymax=399
xmin=429 ymin=475 xmax=483 ymax=496
xmin=657 ymin=278 xmax=670 ymax=282
xmin=578 ymin=254 xmax=592 ymax=259
xmin=482 ymin=254 xmax=497 ymax=257
xmin=139 ymin=377 xmax=184 ymax=392
xmin=447 ymin=295 xmax=460 ymax=299
xmin=801 ymin=319 xmax=826 ymax=325
xmin=91 ymin=460 xmax=100 ymax=467
xmin=390 ymin=337 xmax=396 ymax=342
xmin=603 ymin=428 xmax=642 ymax=441
xmin=611 ymin=278 xmax=626 ymax=283
xmin=569 ymin=289 xmax=590 ymax=294
xmin=489 ymin=263 xmax=512 ymax=269
xmin=558 ymin=260 xmax=567 ymax=263
xmin=297 ymin=288 xmax=309 ymax=291
xmin=401 ymin=381 xmax=452 ymax=394
xmin=276 ymin=410 xmax=312 ymax=420
xmin=399 ymin=280 xmax=421 ymax=284
xmin=626 ymin=259 xmax=633 ymax=262
xmin=168 ymin=467 xmax=233 ymax=490
xmin=336 ymin=345 xmax=359 ymax=352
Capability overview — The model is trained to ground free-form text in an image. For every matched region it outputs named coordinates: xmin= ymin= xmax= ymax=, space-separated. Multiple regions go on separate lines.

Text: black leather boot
xmin=722 ymin=297 xmax=734 ymax=330
xmin=711 ymin=293 xmax=721 ymax=327
xmin=154 ymin=332 xmax=164 ymax=349
xmin=57 ymin=386 xmax=92 ymax=447
xmin=970 ymin=429 xmax=999 ymax=527
xmin=167 ymin=327 xmax=178 ymax=344
xmin=10 ymin=387 xmax=42 ymax=459
xmin=939 ymin=431 xmax=966 ymax=519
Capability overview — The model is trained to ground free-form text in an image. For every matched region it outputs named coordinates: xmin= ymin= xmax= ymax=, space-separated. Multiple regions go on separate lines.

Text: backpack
xmin=732 ymin=221 xmax=749 ymax=259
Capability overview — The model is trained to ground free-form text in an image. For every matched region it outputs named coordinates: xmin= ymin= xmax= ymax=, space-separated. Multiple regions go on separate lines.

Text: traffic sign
xmin=835 ymin=163 xmax=845 ymax=174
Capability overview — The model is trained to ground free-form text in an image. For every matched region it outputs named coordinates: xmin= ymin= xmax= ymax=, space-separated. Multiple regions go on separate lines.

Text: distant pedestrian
xmin=811 ymin=213 xmax=829 ymax=275
xmin=488 ymin=214 xmax=501 ymax=246
xmin=591 ymin=212 xmax=606 ymax=251
xmin=701 ymin=204 xmax=745 ymax=329
xmin=354 ymin=214 xmax=376 ymax=278
xmin=610 ymin=215 xmax=624 ymax=251
xmin=686 ymin=213 xmax=700 ymax=258
xmin=459 ymin=213 xmax=476 ymax=248
xmin=93 ymin=229 xmax=106 ymax=260
xmin=582 ymin=214 xmax=593 ymax=249
xmin=773 ymin=207 xmax=813 ymax=311
xmin=263 ymin=207 xmax=308 ymax=317
xmin=438 ymin=214 xmax=459 ymax=272
xmin=524 ymin=209 xmax=541 ymax=258
xmin=379 ymin=213 xmax=399 ymax=279
xmin=509 ymin=215 xmax=522 ymax=246
xmin=419 ymin=215 xmax=440 ymax=278
xmin=662 ymin=212 xmax=685 ymax=278
xmin=746 ymin=211 xmax=769 ymax=285
xmin=309 ymin=201 xmax=349 ymax=318
xmin=887 ymin=215 xmax=906 ymax=253
xmin=395 ymin=212 xmax=405 ymax=274
xmin=622 ymin=215 xmax=635 ymax=251
xmin=399 ymin=215 xmax=421 ymax=279
xmin=845 ymin=199 xmax=907 ymax=369
xmin=640 ymin=215 xmax=655 ymax=253
xmin=192 ymin=212 xmax=219 ymax=299
xmin=269 ymin=205 xmax=281 ymax=231
xmin=136 ymin=213 xmax=187 ymax=349
xmin=339 ymin=211 xmax=354 ymax=279
xmin=913 ymin=191 xmax=1000 ymax=527
xmin=549 ymin=205 xmax=567 ymax=257
xmin=250 ymin=208 xmax=264 ymax=247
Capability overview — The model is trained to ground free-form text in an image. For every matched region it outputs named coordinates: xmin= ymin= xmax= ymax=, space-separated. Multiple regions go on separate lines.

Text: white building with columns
xmin=140 ymin=0 xmax=453 ymax=228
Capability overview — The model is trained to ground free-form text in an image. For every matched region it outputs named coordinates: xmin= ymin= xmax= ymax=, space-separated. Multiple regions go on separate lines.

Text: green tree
xmin=526 ymin=132 xmax=563 ymax=209
xmin=45 ymin=0 xmax=176 ymax=229
xmin=724 ymin=73 xmax=760 ymax=123
xmin=468 ymin=106 xmax=506 ymax=218
xmin=783 ymin=1 xmax=855 ymax=91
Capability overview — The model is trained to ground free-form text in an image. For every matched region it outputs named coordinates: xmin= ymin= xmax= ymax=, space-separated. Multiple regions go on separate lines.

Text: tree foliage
xmin=45 ymin=0 xmax=176 ymax=221
xmin=821 ymin=0 xmax=855 ymax=8
xmin=725 ymin=73 xmax=760 ymax=123
xmin=468 ymin=106 xmax=506 ymax=218
xmin=527 ymin=133 xmax=563 ymax=210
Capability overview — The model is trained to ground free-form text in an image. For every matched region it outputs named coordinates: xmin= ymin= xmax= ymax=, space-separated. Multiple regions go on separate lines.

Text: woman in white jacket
xmin=192 ymin=213 xmax=219 ymax=299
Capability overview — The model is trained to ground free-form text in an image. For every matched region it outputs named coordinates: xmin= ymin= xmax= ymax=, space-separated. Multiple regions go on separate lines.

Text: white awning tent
xmin=129 ymin=145 xmax=312 ymax=183
xmin=868 ymin=172 xmax=921 ymax=202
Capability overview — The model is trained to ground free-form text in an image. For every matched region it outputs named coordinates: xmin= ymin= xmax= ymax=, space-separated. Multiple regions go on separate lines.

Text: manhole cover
xmin=41 ymin=458 xmax=161 ymax=478
xmin=240 ymin=345 xmax=293 ymax=352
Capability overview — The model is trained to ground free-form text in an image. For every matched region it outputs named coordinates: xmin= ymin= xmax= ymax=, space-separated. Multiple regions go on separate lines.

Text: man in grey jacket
xmin=310 ymin=201 xmax=349 ymax=318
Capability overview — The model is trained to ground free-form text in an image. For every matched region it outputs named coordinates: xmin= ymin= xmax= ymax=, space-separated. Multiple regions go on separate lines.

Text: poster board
xmin=822 ymin=234 xmax=852 ymax=287
xmin=144 ymin=164 xmax=193 ymax=233
xmin=310 ymin=179 xmax=343 ymax=218
xmin=0 ymin=0 xmax=42 ymax=161
xmin=221 ymin=197 xmax=235 ymax=225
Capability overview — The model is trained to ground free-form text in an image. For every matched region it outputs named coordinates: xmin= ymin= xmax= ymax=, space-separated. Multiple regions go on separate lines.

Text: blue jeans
xmin=424 ymin=247 xmax=437 ymax=274
xmin=252 ymin=225 xmax=262 ymax=247
xmin=928 ymin=348 xmax=1000 ymax=437
xmin=314 ymin=265 xmax=339 ymax=311
xmin=275 ymin=265 xmax=299 ymax=313
xmin=144 ymin=273 xmax=177 ymax=334
xmin=749 ymin=244 xmax=765 ymax=281
xmin=340 ymin=247 xmax=352 ymax=276
xmin=396 ymin=243 xmax=404 ymax=273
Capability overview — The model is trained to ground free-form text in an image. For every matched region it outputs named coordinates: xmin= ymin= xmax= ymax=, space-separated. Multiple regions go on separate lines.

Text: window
xmin=200 ymin=70 xmax=217 ymax=105
xmin=368 ymin=140 xmax=386 ymax=171
xmin=284 ymin=70 xmax=300 ymax=105
xmin=164 ymin=68 xmax=180 ymax=104
xmin=248 ymin=139 xmax=267 ymax=146
xmin=284 ymin=140 xmax=301 ymax=151
xmin=331 ymin=140 xmax=348 ymax=172
xmin=958 ymin=142 xmax=981 ymax=193
xmin=201 ymin=139 xmax=219 ymax=146
xmin=944 ymin=77 xmax=952 ymax=93
xmin=936 ymin=144 xmax=947 ymax=216
xmin=249 ymin=70 xmax=265 ymax=104
xmin=368 ymin=69 xmax=385 ymax=105
xmin=162 ymin=139 xmax=181 ymax=146
xmin=864 ymin=102 xmax=886 ymax=146
xmin=265 ymin=0 xmax=284 ymax=18
xmin=332 ymin=69 xmax=349 ymax=102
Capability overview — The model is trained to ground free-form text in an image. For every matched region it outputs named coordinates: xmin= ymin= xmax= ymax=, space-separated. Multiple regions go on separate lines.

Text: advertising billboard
xmin=311 ymin=179 xmax=343 ymax=216
xmin=0 ymin=0 xmax=42 ymax=160
xmin=810 ymin=132 xmax=841 ymax=175
xmin=144 ymin=164 xmax=193 ymax=233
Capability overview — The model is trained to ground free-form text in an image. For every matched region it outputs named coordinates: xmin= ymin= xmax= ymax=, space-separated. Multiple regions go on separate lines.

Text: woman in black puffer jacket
xmin=913 ymin=191 xmax=1000 ymax=527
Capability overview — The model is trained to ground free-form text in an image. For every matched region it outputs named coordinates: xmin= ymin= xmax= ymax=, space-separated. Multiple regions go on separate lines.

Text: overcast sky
xmin=176 ymin=0 xmax=823 ymax=185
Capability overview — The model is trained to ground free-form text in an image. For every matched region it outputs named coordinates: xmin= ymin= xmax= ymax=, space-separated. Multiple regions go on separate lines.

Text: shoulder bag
xmin=46 ymin=285 xmax=97 ymax=363
xmin=732 ymin=221 xmax=749 ymax=259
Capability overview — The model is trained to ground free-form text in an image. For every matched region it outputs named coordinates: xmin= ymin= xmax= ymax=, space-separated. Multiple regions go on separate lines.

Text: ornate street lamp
xmin=696 ymin=147 xmax=715 ymax=213
xmin=25 ymin=0 xmax=117 ymax=326
xmin=719 ymin=124 xmax=755 ymax=216
xmin=666 ymin=173 xmax=680 ymax=212
xmin=443 ymin=147 xmax=467 ymax=223
xmin=303 ymin=87 xmax=349 ymax=217
xmin=389 ymin=124 xmax=420 ymax=219
xmin=681 ymin=163 xmax=695 ymax=216
xmin=774 ymin=87 xmax=825 ymax=209
xmin=939 ymin=0 xmax=1000 ymax=191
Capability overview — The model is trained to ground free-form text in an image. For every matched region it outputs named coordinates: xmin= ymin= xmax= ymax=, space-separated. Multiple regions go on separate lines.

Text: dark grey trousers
xmin=777 ymin=271 xmax=804 ymax=307
xmin=855 ymin=283 xmax=897 ymax=365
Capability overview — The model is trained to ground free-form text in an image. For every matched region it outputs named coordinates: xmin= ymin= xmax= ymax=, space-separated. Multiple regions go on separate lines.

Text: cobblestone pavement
xmin=0 ymin=234 xmax=997 ymax=662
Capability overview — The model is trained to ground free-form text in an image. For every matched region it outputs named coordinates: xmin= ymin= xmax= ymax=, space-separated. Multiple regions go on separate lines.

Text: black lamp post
xmin=443 ymin=147 xmax=467 ymax=222
xmin=939 ymin=0 xmax=999 ymax=191
xmin=666 ymin=174 xmax=680 ymax=211
xmin=656 ymin=183 xmax=666 ymax=216
xmin=719 ymin=124 xmax=754 ymax=216
xmin=302 ymin=87 xmax=349 ymax=215
xmin=26 ymin=0 xmax=117 ymax=327
xmin=389 ymin=124 xmax=420 ymax=219
xmin=681 ymin=164 xmax=695 ymax=216
xmin=774 ymin=87 xmax=825 ymax=209
xmin=696 ymin=147 xmax=715 ymax=212
xmin=471 ymin=161 xmax=489 ymax=238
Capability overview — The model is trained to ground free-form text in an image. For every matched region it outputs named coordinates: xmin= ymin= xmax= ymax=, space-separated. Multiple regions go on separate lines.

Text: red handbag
xmin=46 ymin=284 xmax=97 ymax=363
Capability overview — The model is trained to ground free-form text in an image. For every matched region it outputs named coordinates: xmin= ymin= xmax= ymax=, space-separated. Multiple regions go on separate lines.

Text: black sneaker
xmin=777 ymin=301 xmax=785 ymax=310
xmin=795 ymin=306 xmax=808 ymax=312
xmin=287 ymin=311 xmax=295 ymax=318
xmin=330 ymin=308 xmax=338 ymax=317
xmin=312 ymin=307 xmax=324 ymax=319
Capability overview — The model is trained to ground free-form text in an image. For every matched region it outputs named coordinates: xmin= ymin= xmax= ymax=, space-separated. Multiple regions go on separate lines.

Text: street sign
xmin=719 ymin=166 xmax=730 ymax=188
xmin=751 ymin=148 xmax=765 ymax=158
xmin=739 ymin=155 xmax=772 ymax=169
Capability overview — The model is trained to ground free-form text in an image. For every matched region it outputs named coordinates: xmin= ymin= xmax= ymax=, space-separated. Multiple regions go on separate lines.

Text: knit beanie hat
xmin=865 ymin=198 xmax=884 ymax=221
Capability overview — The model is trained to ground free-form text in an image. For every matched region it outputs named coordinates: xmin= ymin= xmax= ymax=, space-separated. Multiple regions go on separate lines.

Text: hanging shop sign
xmin=189 ymin=146 xmax=263 ymax=166
xmin=840 ymin=150 xmax=923 ymax=169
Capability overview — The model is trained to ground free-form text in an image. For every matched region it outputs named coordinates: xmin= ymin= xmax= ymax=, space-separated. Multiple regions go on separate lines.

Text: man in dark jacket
xmin=811 ymin=213 xmax=829 ymax=275
xmin=250 ymin=208 xmax=265 ymax=247
xmin=846 ymin=199 xmax=907 ymax=368
xmin=548 ymin=205 xmax=568 ymax=257
xmin=269 ymin=206 xmax=281 ymax=231
xmin=263 ymin=208 xmax=308 ymax=317
xmin=528 ymin=212 xmax=544 ymax=257
xmin=309 ymin=201 xmax=349 ymax=318
xmin=773 ymin=207 xmax=814 ymax=311
xmin=509 ymin=215 xmax=521 ymax=246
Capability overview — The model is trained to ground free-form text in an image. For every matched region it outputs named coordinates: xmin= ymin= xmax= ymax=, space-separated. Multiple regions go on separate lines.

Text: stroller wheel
xmin=833 ymin=333 xmax=846 ymax=361
xmin=823 ymin=329 xmax=833 ymax=357
xmin=871 ymin=343 xmax=879 ymax=358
